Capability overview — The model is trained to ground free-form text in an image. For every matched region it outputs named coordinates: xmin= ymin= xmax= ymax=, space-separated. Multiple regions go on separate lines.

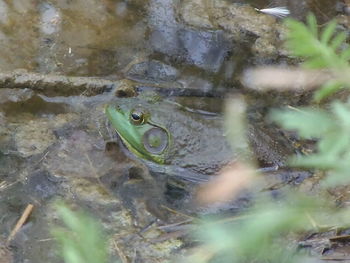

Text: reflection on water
xmin=0 ymin=0 xmax=149 ymax=75
xmin=40 ymin=3 xmax=60 ymax=35
xmin=0 ymin=0 xmax=341 ymax=75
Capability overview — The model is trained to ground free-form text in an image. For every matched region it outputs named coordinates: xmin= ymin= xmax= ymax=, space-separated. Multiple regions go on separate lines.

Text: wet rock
xmin=37 ymin=0 xmax=148 ymax=75
xmin=113 ymin=230 xmax=183 ymax=262
xmin=0 ymin=152 xmax=26 ymax=179
xmin=24 ymin=170 xmax=58 ymax=200
xmin=43 ymin=130 xmax=115 ymax=179
xmin=0 ymin=242 xmax=13 ymax=263
xmin=179 ymin=28 xmax=231 ymax=72
xmin=125 ymin=60 xmax=179 ymax=83
xmin=14 ymin=119 xmax=57 ymax=158
xmin=8 ymin=202 xmax=64 ymax=263
xmin=337 ymin=1 xmax=350 ymax=16
xmin=148 ymin=0 xmax=232 ymax=72
xmin=0 ymin=113 xmax=12 ymax=151
xmin=179 ymin=0 xmax=288 ymax=58
xmin=0 ymin=1 xmax=9 ymax=25
xmin=69 ymin=178 xmax=119 ymax=206
xmin=39 ymin=3 xmax=61 ymax=35
xmin=148 ymin=0 xmax=180 ymax=57
xmin=177 ymin=0 xmax=212 ymax=29
xmin=0 ymin=89 xmax=33 ymax=104
xmin=0 ymin=0 xmax=39 ymax=71
xmin=1 ymin=96 xmax=68 ymax=117
xmin=114 ymin=79 xmax=137 ymax=98
xmin=14 ymin=113 xmax=77 ymax=158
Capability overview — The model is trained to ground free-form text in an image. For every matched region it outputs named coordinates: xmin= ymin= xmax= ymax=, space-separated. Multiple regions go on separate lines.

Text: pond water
xmin=0 ymin=0 xmax=346 ymax=262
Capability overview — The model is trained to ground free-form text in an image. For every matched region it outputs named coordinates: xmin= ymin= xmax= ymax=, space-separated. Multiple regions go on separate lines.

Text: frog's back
xmin=161 ymin=107 xmax=235 ymax=175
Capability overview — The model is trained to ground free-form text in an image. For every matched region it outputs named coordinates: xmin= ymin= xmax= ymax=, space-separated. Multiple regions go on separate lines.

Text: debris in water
xmin=255 ymin=7 xmax=290 ymax=18
xmin=6 ymin=204 xmax=34 ymax=245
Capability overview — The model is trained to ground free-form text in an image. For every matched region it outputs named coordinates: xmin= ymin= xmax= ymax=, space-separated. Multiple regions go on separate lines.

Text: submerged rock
xmin=125 ymin=60 xmax=179 ymax=83
xmin=14 ymin=119 xmax=57 ymax=157
xmin=0 ymin=89 xmax=33 ymax=104
xmin=0 ymin=241 xmax=13 ymax=263
xmin=148 ymin=0 xmax=232 ymax=73
xmin=178 ymin=28 xmax=231 ymax=72
xmin=14 ymin=114 xmax=77 ymax=158
xmin=179 ymin=0 xmax=288 ymax=58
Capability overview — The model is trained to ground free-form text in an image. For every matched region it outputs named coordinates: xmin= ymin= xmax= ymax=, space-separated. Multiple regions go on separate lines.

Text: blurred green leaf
xmin=52 ymin=203 xmax=108 ymax=263
xmin=320 ymin=20 xmax=337 ymax=45
xmin=198 ymin=12 xmax=350 ymax=263
xmin=270 ymin=107 xmax=334 ymax=138
xmin=340 ymin=47 xmax=350 ymax=61
xmin=285 ymin=14 xmax=349 ymax=70
xmin=330 ymin=31 xmax=347 ymax=50
xmin=306 ymin=13 xmax=318 ymax=37
xmin=193 ymin=194 xmax=323 ymax=263
xmin=271 ymin=101 xmax=350 ymax=186
xmin=314 ymin=81 xmax=344 ymax=102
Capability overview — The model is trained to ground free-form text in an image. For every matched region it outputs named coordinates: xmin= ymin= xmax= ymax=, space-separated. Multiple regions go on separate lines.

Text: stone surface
xmin=179 ymin=0 xmax=288 ymax=58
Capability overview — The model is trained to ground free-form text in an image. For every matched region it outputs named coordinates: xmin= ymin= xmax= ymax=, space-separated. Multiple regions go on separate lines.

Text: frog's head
xmin=105 ymin=98 xmax=171 ymax=164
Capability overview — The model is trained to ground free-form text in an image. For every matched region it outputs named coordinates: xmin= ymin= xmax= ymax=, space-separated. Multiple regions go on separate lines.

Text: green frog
xmin=105 ymin=95 xmax=293 ymax=182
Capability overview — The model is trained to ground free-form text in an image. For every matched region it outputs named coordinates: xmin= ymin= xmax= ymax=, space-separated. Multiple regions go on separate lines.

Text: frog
xmin=105 ymin=94 xmax=295 ymax=183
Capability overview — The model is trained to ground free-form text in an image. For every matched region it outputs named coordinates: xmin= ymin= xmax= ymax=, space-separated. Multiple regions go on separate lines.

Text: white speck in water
xmin=68 ymin=47 xmax=72 ymax=54
xmin=40 ymin=3 xmax=61 ymax=35
xmin=255 ymin=7 xmax=290 ymax=18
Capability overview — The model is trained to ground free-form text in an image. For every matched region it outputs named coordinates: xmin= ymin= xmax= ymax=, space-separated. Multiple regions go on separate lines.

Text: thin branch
xmin=0 ymin=70 xmax=116 ymax=96
xmin=6 ymin=204 xmax=34 ymax=245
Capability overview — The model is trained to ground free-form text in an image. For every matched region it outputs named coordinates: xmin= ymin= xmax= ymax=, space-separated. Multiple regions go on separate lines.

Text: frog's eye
xmin=130 ymin=109 xmax=145 ymax=125
xmin=143 ymin=127 xmax=168 ymax=154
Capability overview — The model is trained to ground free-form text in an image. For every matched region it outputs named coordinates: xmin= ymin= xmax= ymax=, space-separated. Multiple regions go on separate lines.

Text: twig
xmin=6 ymin=204 xmax=34 ymax=245
xmin=0 ymin=69 xmax=115 ymax=96
xmin=113 ymin=240 xmax=129 ymax=263
xmin=157 ymin=219 xmax=193 ymax=231
xmin=160 ymin=205 xmax=196 ymax=221
xmin=0 ymin=69 xmax=227 ymax=98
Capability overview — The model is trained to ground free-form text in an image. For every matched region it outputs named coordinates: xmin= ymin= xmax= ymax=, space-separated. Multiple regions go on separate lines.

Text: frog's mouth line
xmin=118 ymin=131 xmax=166 ymax=164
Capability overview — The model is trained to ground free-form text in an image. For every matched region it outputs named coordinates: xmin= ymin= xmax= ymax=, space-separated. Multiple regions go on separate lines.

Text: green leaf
xmin=322 ymin=169 xmax=350 ymax=186
xmin=330 ymin=31 xmax=347 ymax=50
xmin=314 ymin=81 xmax=343 ymax=102
xmin=303 ymin=57 xmax=329 ymax=68
xmin=289 ymin=154 xmax=337 ymax=169
xmin=52 ymin=204 xmax=108 ymax=263
xmin=285 ymin=15 xmax=349 ymax=71
xmin=270 ymin=108 xmax=333 ymax=138
xmin=318 ymin=132 xmax=347 ymax=156
xmin=320 ymin=21 xmax=337 ymax=45
xmin=195 ymin=195 xmax=322 ymax=263
xmin=306 ymin=14 xmax=318 ymax=37
xmin=333 ymin=102 xmax=350 ymax=127
xmin=340 ymin=47 xmax=350 ymax=61
xmin=272 ymin=100 xmax=350 ymax=186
